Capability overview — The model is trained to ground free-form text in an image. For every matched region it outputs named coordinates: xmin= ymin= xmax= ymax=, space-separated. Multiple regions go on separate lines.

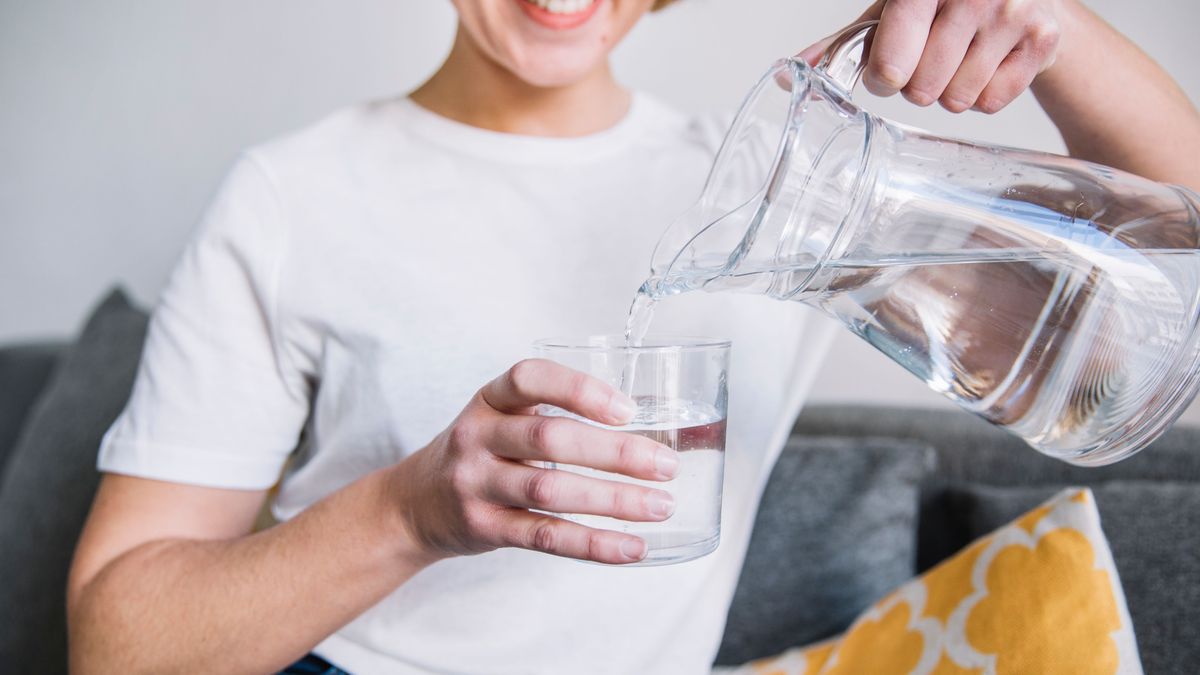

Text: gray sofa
xmin=1 ymin=289 xmax=1197 ymax=673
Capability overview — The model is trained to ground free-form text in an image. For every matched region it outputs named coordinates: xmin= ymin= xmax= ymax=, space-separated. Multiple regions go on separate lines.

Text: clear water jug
xmin=645 ymin=22 xmax=1200 ymax=465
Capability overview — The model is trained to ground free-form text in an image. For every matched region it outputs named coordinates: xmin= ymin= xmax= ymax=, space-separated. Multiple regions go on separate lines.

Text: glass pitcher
xmin=645 ymin=21 xmax=1200 ymax=466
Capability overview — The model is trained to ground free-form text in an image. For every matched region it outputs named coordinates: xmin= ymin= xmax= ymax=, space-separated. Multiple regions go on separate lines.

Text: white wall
xmin=3 ymin=0 xmax=1200 ymax=421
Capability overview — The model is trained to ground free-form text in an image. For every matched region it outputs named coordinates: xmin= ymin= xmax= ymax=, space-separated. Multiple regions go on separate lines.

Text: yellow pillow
xmin=728 ymin=488 xmax=1142 ymax=675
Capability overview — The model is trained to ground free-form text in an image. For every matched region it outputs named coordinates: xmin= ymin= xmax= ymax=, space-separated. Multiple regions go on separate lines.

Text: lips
xmin=518 ymin=0 xmax=603 ymax=30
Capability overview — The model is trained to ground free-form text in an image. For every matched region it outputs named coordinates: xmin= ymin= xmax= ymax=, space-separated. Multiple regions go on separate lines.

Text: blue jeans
xmin=280 ymin=653 xmax=351 ymax=675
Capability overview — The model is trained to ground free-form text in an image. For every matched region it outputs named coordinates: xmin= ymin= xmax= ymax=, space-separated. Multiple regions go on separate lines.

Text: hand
xmin=801 ymin=0 xmax=1066 ymax=114
xmin=388 ymin=359 xmax=680 ymax=565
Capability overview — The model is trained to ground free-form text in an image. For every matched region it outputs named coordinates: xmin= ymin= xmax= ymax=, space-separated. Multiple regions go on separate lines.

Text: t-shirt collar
xmin=395 ymin=93 xmax=660 ymax=164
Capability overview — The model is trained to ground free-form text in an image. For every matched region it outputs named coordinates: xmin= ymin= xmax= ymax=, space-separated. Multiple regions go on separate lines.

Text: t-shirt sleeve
xmin=98 ymin=153 xmax=311 ymax=489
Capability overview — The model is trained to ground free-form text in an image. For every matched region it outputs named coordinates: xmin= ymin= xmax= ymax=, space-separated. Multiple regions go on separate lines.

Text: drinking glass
xmin=533 ymin=336 xmax=730 ymax=566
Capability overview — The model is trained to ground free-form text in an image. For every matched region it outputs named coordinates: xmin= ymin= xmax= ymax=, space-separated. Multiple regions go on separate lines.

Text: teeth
xmin=527 ymin=0 xmax=596 ymax=14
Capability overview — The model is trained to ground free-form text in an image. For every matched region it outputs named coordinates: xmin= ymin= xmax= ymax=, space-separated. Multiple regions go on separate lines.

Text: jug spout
xmin=648 ymin=20 xmax=882 ymax=294
xmin=648 ymin=189 xmax=773 ymax=296
xmin=648 ymin=60 xmax=874 ymax=299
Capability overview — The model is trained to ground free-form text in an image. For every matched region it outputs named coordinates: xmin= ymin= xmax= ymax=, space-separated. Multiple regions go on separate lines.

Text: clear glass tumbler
xmin=533 ymin=336 xmax=730 ymax=566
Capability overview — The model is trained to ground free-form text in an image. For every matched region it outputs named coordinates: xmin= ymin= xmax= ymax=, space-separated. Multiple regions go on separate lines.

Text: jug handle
xmin=814 ymin=20 xmax=880 ymax=96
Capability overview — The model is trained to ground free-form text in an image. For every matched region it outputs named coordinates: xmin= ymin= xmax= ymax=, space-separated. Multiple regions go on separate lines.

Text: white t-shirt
xmin=99 ymin=94 xmax=837 ymax=675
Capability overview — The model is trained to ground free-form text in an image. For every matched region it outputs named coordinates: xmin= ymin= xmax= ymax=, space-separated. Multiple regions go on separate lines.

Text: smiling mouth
xmin=518 ymin=0 xmax=603 ymax=30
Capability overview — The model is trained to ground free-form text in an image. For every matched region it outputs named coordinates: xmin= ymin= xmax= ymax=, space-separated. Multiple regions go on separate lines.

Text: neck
xmin=410 ymin=26 xmax=631 ymax=137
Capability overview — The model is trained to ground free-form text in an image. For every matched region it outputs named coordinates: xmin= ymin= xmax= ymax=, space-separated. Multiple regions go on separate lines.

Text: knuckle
xmin=997 ymin=0 xmax=1024 ymax=23
xmin=461 ymin=503 xmax=489 ymax=536
xmin=446 ymin=422 xmax=477 ymax=452
xmin=447 ymin=462 xmax=477 ymax=497
xmin=525 ymin=470 xmax=559 ymax=509
xmin=1028 ymin=24 xmax=1060 ymax=54
xmin=526 ymin=417 xmax=560 ymax=452
xmin=608 ymin=486 xmax=627 ymax=516
xmin=507 ymin=359 xmax=542 ymax=398
xmin=585 ymin=530 xmax=602 ymax=561
xmin=529 ymin=519 xmax=558 ymax=552
xmin=565 ymin=370 xmax=598 ymax=409
xmin=614 ymin=435 xmax=643 ymax=473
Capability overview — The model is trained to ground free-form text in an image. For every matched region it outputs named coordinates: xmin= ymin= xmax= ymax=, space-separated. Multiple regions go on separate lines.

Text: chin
xmin=507 ymin=43 xmax=613 ymax=87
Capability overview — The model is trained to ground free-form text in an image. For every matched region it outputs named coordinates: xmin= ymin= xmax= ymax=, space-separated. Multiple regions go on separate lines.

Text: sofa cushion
xmin=944 ymin=481 xmax=1200 ymax=675
xmin=793 ymin=404 xmax=1200 ymax=571
xmin=0 ymin=342 xmax=66 ymax=483
xmin=793 ymin=404 xmax=1200 ymax=485
xmin=0 ymin=289 xmax=149 ymax=672
xmin=714 ymin=436 xmax=935 ymax=666
xmin=722 ymin=488 xmax=1142 ymax=675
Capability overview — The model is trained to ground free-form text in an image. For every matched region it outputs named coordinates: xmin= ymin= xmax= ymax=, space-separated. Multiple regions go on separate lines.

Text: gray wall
xmin=4 ymin=0 xmax=1200 ymax=421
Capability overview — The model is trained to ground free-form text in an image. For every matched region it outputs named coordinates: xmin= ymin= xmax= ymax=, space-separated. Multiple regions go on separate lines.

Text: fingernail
xmin=648 ymin=492 xmax=675 ymax=519
xmin=944 ymin=97 xmax=971 ymax=113
xmin=609 ymin=394 xmax=637 ymax=423
xmin=619 ymin=538 xmax=647 ymax=561
xmin=655 ymin=449 xmax=680 ymax=479
xmin=875 ymin=63 xmax=908 ymax=90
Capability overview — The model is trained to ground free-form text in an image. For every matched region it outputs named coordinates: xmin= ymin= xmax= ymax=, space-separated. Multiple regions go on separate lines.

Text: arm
xmin=68 ymin=472 xmax=429 ymax=674
xmin=68 ymin=360 xmax=675 ymax=674
xmin=804 ymin=0 xmax=1200 ymax=190
xmin=1032 ymin=0 xmax=1200 ymax=190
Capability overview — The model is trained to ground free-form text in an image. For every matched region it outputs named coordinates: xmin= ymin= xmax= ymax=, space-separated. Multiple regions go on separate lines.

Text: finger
xmin=489 ymin=415 xmax=679 ymax=481
xmin=796 ymin=34 xmax=837 ymax=67
xmin=972 ymin=44 xmax=1043 ymax=114
xmin=973 ymin=24 xmax=1060 ymax=114
xmin=501 ymin=510 xmax=648 ymax=564
xmin=486 ymin=463 xmax=676 ymax=522
xmin=940 ymin=34 xmax=1021 ymax=113
xmin=863 ymin=0 xmax=939 ymax=97
xmin=903 ymin=3 xmax=979 ymax=107
xmin=480 ymin=359 xmax=636 ymax=425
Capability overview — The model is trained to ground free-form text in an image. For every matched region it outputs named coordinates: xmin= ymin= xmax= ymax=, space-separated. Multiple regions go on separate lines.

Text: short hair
xmin=652 ymin=0 xmax=679 ymax=10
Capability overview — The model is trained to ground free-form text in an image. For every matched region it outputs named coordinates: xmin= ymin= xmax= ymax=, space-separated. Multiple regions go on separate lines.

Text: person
xmin=67 ymin=1 xmax=1200 ymax=673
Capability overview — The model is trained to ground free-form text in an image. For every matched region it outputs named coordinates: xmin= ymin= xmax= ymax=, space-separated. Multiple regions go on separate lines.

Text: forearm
xmin=69 ymin=468 xmax=432 ymax=674
xmin=1033 ymin=0 xmax=1200 ymax=190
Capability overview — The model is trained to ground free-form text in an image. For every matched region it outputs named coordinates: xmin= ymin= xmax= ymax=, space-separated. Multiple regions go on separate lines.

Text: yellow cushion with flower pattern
xmin=725 ymin=489 xmax=1142 ymax=675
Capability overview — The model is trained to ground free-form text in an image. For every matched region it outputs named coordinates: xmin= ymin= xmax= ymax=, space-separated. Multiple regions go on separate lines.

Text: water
xmin=624 ymin=292 xmax=658 ymax=347
xmin=618 ymin=293 xmax=659 ymax=396
xmin=545 ymin=399 xmax=726 ymax=565
xmin=631 ymin=247 xmax=1200 ymax=461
